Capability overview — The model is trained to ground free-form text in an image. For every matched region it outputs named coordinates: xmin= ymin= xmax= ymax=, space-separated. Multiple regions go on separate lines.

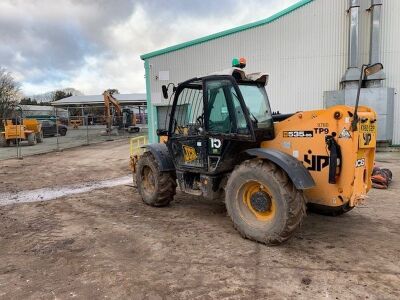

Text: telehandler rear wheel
xmin=136 ymin=151 xmax=177 ymax=207
xmin=225 ymin=159 xmax=306 ymax=245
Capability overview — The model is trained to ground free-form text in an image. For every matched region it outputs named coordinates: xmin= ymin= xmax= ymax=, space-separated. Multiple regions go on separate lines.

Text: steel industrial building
xmin=19 ymin=105 xmax=68 ymax=119
xmin=52 ymin=93 xmax=147 ymax=108
xmin=51 ymin=93 xmax=147 ymax=119
xmin=141 ymin=0 xmax=399 ymax=145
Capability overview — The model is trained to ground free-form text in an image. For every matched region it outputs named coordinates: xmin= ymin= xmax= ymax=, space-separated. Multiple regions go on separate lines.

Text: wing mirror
xmin=364 ymin=63 xmax=383 ymax=77
xmin=162 ymin=83 xmax=177 ymax=100
xmin=352 ymin=62 xmax=384 ymax=131
xmin=156 ymin=129 xmax=168 ymax=136
xmin=162 ymin=85 xmax=168 ymax=99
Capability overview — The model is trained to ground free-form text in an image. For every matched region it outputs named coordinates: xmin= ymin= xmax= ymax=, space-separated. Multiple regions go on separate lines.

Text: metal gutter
xmin=140 ymin=0 xmax=314 ymax=60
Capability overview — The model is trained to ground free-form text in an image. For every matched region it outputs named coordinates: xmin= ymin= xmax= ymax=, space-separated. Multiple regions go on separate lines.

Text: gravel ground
xmin=0 ymin=141 xmax=399 ymax=299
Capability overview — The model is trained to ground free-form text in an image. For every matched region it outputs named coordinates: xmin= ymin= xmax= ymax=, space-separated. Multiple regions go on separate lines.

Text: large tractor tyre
xmin=225 ymin=159 xmax=306 ymax=245
xmin=307 ymin=203 xmax=354 ymax=217
xmin=27 ymin=133 xmax=37 ymax=146
xmin=36 ymin=131 xmax=44 ymax=143
xmin=136 ymin=151 xmax=177 ymax=207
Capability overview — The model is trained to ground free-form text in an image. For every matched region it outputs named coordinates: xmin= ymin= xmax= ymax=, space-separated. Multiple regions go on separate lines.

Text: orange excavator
xmin=103 ymin=89 xmax=122 ymax=133
xmin=103 ymin=89 xmax=140 ymax=134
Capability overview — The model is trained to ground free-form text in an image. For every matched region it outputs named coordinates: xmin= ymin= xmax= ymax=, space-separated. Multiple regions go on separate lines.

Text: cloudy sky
xmin=0 ymin=0 xmax=298 ymax=96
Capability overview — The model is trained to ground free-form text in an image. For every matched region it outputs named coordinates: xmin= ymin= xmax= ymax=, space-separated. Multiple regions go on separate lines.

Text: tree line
xmin=0 ymin=68 xmax=19 ymax=125
xmin=20 ymin=90 xmax=73 ymax=106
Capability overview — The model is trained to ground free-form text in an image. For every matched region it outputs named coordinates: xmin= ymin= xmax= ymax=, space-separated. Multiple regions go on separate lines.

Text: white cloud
xmin=2 ymin=0 xmax=299 ymax=96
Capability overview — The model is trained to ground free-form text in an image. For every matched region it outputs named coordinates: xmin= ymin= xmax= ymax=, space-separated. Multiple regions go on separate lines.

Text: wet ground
xmin=0 ymin=141 xmax=399 ymax=299
xmin=0 ymin=176 xmax=132 ymax=206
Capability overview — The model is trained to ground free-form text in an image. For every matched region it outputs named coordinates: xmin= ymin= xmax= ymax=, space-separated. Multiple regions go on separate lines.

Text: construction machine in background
xmin=102 ymin=89 xmax=140 ymax=135
xmin=0 ymin=118 xmax=43 ymax=147
xmin=132 ymin=58 xmax=381 ymax=245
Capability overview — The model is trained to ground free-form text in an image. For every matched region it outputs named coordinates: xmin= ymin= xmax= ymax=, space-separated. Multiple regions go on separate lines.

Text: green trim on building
xmin=140 ymin=0 xmax=313 ymax=60
xmin=143 ymin=0 xmax=315 ymax=143
xmin=144 ymin=60 xmax=157 ymax=144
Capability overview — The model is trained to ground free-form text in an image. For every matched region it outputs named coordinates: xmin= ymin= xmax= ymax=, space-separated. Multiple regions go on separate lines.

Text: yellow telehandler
xmin=132 ymin=58 xmax=381 ymax=245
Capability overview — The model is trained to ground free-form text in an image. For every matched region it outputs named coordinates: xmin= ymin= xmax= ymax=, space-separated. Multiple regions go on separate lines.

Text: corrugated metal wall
xmin=380 ymin=0 xmax=400 ymax=144
xmin=147 ymin=0 xmax=400 ymax=143
xmin=358 ymin=0 xmax=400 ymax=144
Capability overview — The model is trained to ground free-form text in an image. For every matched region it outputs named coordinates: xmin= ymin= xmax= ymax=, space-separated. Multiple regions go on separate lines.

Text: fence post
xmin=54 ymin=107 xmax=60 ymax=151
xmin=86 ymin=112 xmax=89 ymax=145
xmin=16 ymin=114 xmax=22 ymax=159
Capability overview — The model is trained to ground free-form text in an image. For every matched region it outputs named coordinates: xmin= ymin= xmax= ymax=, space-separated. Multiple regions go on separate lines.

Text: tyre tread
xmin=136 ymin=152 xmax=177 ymax=207
xmin=226 ymin=159 xmax=306 ymax=245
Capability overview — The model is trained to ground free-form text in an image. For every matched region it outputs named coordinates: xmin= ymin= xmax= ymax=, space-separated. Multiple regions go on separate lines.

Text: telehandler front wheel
xmin=225 ymin=159 xmax=306 ymax=245
xmin=136 ymin=151 xmax=177 ymax=207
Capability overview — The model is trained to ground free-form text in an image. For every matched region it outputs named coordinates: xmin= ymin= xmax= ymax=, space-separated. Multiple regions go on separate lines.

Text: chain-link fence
xmin=0 ymin=106 xmax=147 ymax=160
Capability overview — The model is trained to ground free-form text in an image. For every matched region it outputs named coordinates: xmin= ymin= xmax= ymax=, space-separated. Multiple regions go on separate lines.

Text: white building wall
xmin=147 ymin=0 xmax=400 ymax=143
xmin=358 ymin=0 xmax=400 ymax=144
xmin=380 ymin=0 xmax=400 ymax=144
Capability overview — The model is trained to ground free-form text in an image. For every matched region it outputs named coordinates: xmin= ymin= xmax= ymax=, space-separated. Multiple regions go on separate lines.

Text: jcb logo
xmin=182 ymin=145 xmax=197 ymax=162
xmin=304 ymin=150 xmax=329 ymax=172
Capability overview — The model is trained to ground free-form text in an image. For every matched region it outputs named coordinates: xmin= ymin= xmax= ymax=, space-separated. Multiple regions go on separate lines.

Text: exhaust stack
xmin=325 ymin=0 xmax=394 ymax=143
xmin=367 ymin=0 xmax=385 ymax=86
xmin=341 ymin=0 xmax=361 ymax=89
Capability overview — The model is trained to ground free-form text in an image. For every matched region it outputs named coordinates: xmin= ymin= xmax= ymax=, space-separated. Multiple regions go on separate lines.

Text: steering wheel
xmin=196 ymin=115 xmax=204 ymax=127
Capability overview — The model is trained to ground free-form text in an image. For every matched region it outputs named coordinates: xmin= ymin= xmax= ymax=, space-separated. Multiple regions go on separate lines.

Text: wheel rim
xmin=141 ymin=166 xmax=155 ymax=195
xmin=240 ymin=181 xmax=276 ymax=222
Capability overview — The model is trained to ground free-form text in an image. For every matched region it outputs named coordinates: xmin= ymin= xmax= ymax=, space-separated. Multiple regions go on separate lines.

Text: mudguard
xmin=245 ymin=148 xmax=315 ymax=190
xmin=143 ymin=143 xmax=175 ymax=171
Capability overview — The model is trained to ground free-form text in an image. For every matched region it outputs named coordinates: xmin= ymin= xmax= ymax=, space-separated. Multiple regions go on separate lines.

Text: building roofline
xmin=140 ymin=0 xmax=313 ymax=60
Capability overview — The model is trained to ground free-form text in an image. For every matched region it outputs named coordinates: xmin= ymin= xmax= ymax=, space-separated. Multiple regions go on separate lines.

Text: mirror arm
xmin=351 ymin=62 xmax=383 ymax=131
xmin=351 ymin=64 xmax=367 ymax=131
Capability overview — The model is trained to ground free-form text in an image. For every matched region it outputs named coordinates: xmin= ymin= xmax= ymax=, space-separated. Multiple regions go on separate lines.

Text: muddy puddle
xmin=0 ymin=175 xmax=133 ymax=206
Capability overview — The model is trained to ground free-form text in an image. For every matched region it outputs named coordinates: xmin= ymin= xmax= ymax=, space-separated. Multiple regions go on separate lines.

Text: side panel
xmin=262 ymin=105 xmax=376 ymax=208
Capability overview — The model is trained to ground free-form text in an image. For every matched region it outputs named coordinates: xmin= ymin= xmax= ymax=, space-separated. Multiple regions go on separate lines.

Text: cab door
xmin=204 ymin=77 xmax=255 ymax=174
xmin=166 ymin=82 xmax=208 ymax=171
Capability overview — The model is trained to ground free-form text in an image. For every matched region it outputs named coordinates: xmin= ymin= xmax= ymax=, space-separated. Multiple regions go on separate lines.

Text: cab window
xmin=206 ymin=79 xmax=250 ymax=135
xmin=208 ymin=85 xmax=231 ymax=134
xmin=238 ymin=84 xmax=272 ymax=129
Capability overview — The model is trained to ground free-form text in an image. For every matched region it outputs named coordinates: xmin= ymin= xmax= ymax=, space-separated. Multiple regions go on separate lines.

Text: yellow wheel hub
xmin=242 ymin=181 xmax=276 ymax=221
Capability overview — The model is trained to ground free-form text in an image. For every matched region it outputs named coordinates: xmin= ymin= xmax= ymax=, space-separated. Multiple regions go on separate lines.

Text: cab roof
xmin=209 ymin=68 xmax=269 ymax=86
xmin=178 ymin=68 xmax=269 ymax=90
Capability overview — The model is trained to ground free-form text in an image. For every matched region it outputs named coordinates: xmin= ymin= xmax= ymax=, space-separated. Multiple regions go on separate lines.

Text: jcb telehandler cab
xmin=134 ymin=59 xmax=380 ymax=245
